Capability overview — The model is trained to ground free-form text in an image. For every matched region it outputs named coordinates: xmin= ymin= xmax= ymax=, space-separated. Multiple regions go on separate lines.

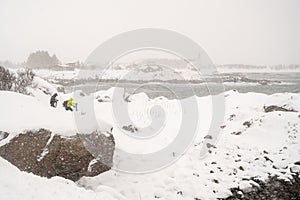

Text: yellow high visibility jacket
xmin=67 ymin=98 xmax=75 ymax=107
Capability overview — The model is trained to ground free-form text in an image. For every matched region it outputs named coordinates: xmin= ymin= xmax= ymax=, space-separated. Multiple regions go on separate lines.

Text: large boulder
xmin=0 ymin=129 xmax=115 ymax=181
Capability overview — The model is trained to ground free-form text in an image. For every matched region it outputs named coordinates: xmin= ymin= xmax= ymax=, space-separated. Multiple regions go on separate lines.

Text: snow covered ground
xmin=0 ymin=76 xmax=299 ymax=199
xmin=78 ymin=91 xmax=300 ymax=200
xmin=0 ymin=77 xmax=112 ymax=137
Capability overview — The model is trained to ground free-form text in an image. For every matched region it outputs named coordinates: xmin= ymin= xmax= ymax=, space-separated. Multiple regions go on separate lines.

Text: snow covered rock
xmin=0 ymin=128 xmax=115 ymax=181
xmin=290 ymin=165 xmax=300 ymax=174
xmin=96 ymin=94 xmax=111 ymax=102
xmin=263 ymin=105 xmax=297 ymax=113
xmin=0 ymin=157 xmax=128 ymax=200
xmin=0 ymin=131 xmax=9 ymax=141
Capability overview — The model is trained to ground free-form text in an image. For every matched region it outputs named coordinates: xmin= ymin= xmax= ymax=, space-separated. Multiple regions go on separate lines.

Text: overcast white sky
xmin=0 ymin=0 xmax=299 ymax=65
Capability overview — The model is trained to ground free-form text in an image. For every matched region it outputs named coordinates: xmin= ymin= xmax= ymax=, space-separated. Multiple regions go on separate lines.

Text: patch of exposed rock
xmin=224 ymin=175 xmax=300 ymax=200
xmin=263 ymin=105 xmax=297 ymax=113
xmin=0 ymin=129 xmax=115 ymax=181
xmin=122 ymin=124 xmax=138 ymax=133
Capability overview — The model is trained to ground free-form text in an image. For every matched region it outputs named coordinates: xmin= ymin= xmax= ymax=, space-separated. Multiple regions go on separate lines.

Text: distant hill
xmin=217 ymin=64 xmax=300 ymax=72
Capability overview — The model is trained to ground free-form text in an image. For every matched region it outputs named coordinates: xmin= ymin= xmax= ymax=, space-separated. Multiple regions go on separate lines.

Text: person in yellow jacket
xmin=63 ymin=98 xmax=76 ymax=111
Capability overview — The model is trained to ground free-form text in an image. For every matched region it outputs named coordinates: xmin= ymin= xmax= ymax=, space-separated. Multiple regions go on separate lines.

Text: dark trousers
xmin=50 ymin=101 xmax=57 ymax=108
xmin=65 ymin=106 xmax=73 ymax=111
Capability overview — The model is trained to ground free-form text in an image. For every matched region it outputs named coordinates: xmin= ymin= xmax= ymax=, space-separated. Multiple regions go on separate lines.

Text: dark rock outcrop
xmin=231 ymin=131 xmax=242 ymax=135
xmin=224 ymin=175 xmax=300 ymax=200
xmin=122 ymin=124 xmax=138 ymax=133
xmin=263 ymin=105 xmax=297 ymax=113
xmin=0 ymin=129 xmax=115 ymax=181
xmin=243 ymin=121 xmax=253 ymax=128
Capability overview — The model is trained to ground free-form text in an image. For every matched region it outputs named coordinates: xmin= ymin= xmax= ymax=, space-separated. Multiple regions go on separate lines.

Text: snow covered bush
xmin=14 ymin=68 xmax=35 ymax=94
xmin=0 ymin=66 xmax=35 ymax=94
xmin=0 ymin=66 xmax=14 ymax=91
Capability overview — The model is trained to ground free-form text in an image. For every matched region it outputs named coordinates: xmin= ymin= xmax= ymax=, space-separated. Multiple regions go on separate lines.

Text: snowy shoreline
xmin=0 ymin=78 xmax=299 ymax=199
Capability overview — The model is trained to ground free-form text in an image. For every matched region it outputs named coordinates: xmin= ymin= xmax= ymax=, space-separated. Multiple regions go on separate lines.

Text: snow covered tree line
xmin=26 ymin=50 xmax=60 ymax=68
xmin=0 ymin=51 xmax=61 ymax=69
xmin=0 ymin=66 xmax=35 ymax=94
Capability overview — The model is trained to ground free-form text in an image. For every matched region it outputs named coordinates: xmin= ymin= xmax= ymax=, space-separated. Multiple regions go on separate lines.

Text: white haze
xmin=0 ymin=0 xmax=299 ymax=65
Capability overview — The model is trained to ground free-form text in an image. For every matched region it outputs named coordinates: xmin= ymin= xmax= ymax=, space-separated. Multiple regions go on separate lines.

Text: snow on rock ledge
xmin=0 ymin=128 xmax=115 ymax=181
xmin=0 ymin=157 xmax=127 ymax=200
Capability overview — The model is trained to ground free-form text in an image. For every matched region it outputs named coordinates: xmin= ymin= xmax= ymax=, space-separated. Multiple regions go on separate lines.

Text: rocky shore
xmin=225 ymin=174 xmax=300 ymax=200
